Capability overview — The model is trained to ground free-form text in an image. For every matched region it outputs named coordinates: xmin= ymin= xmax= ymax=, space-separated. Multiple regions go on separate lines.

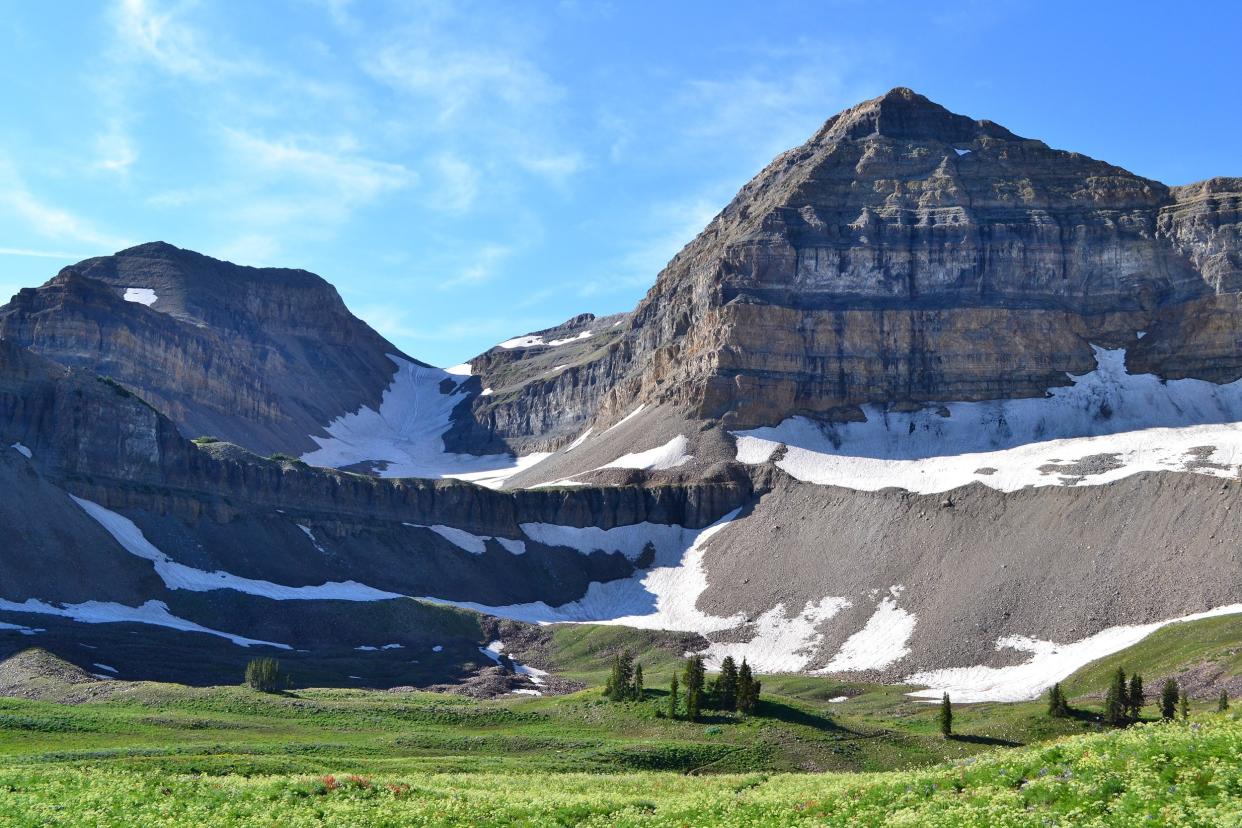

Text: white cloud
xmin=111 ymin=0 xmax=253 ymax=80
xmin=518 ymin=152 xmax=586 ymax=187
xmin=93 ymin=120 xmax=138 ymax=173
xmin=0 ymin=247 xmax=90 ymax=260
xmin=431 ymin=154 xmax=481 ymax=213
xmin=440 ymin=243 xmax=514 ymax=289
xmin=0 ymin=161 xmax=128 ymax=251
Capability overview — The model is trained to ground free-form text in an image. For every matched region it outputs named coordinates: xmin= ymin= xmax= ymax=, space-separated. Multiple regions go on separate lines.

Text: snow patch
xmin=510 ymin=688 xmax=542 ymax=696
xmin=602 ymin=435 xmax=692 ymax=471
xmin=297 ymin=524 xmax=327 ymax=554
xmin=444 ymin=362 xmax=473 ymax=376
xmin=734 ymin=346 xmax=1242 ymax=493
xmin=954 ymin=148 xmax=971 ymax=156
xmin=564 ymin=428 xmax=593 ymax=452
xmin=818 ymin=598 xmax=917 ymax=673
xmin=0 ymin=620 xmax=42 ymax=635
xmin=544 ymin=330 xmax=593 ymax=347
xmin=122 ymin=287 xmax=157 ymax=306
xmin=496 ymin=335 xmax=545 ymax=349
xmin=432 ymin=645 xmax=443 ymax=652
xmin=404 ymin=523 xmax=526 ymax=555
xmin=301 ymin=355 xmax=549 ymax=488
xmin=518 ymin=520 xmax=697 ymax=562
xmin=93 ymin=663 xmax=118 ymax=673
xmin=0 ymin=597 xmax=289 ymax=649
xmin=73 ymin=496 xmax=403 ymax=602
xmin=602 ymin=404 xmax=645 ymax=434
xmin=828 ymin=696 xmax=848 ymax=703
xmin=906 ymin=603 xmax=1242 ymax=702
xmin=10 ymin=442 xmax=31 ymax=459
xmin=478 ymin=640 xmax=548 ymax=685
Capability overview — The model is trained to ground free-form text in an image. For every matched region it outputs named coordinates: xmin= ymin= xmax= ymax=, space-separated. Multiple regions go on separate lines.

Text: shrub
xmin=245 ymin=657 xmax=290 ymax=693
xmin=192 ymin=436 xmax=221 ymax=445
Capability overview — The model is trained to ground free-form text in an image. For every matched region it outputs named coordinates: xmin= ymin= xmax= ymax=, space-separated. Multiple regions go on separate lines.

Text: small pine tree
xmin=668 ymin=674 xmax=680 ymax=719
xmin=1104 ymin=668 xmax=1128 ymax=726
xmin=1218 ymin=690 xmax=1230 ymax=712
xmin=1127 ymin=674 xmax=1145 ymax=720
xmin=632 ymin=663 xmax=644 ymax=700
xmin=1047 ymin=683 xmax=1069 ymax=717
xmin=938 ymin=693 xmax=953 ymax=738
xmin=1160 ymin=679 xmax=1179 ymax=721
xmin=683 ymin=655 xmax=706 ymax=721
xmin=605 ymin=651 xmax=635 ymax=702
xmin=1179 ymin=690 xmax=1190 ymax=721
xmin=715 ymin=656 xmax=740 ymax=711
xmin=244 ymin=658 xmax=288 ymax=693
xmin=736 ymin=659 xmax=757 ymax=714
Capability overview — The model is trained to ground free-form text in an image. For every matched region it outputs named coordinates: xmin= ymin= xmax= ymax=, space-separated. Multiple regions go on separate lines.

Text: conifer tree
xmin=1127 ymin=674 xmax=1145 ymax=720
xmin=632 ymin=663 xmax=644 ymax=700
xmin=668 ymin=674 xmax=679 ymax=719
xmin=938 ymin=693 xmax=953 ymax=738
xmin=1104 ymin=668 xmax=1128 ymax=726
xmin=1047 ymin=683 xmax=1069 ymax=717
xmin=1219 ymin=689 xmax=1230 ymax=712
xmin=715 ymin=656 xmax=739 ymax=711
xmin=1160 ymin=679 xmax=1179 ymax=721
xmin=737 ymin=659 xmax=758 ymax=714
xmin=1179 ymin=690 xmax=1189 ymax=721
xmin=683 ymin=655 xmax=705 ymax=721
xmin=605 ymin=650 xmax=635 ymax=702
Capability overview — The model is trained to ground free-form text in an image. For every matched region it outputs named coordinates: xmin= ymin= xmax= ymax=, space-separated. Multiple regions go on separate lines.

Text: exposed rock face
xmin=0 ymin=242 xmax=407 ymax=455
xmin=465 ymin=89 xmax=1242 ymax=439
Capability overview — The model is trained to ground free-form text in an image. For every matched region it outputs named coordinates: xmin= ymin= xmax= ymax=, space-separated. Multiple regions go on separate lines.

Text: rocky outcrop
xmin=0 ymin=242 xmax=407 ymax=455
xmin=463 ymin=89 xmax=1242 ymax=440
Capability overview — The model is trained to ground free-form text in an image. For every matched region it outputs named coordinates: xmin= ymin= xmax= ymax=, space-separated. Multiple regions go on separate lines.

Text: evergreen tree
xmin=605 ymin=650 xmax=636 ymax=702
xmin=1047 ymin=683 xmax=1069 ymax=717
xmin=244 ymin=658 xmax=289 ymax=693
xmin=938 ymin=693 xmax=953 ymax=738
xmin=632 ymin=663 xmax=644 ymax=700
xmin=1160 ymin=679 xmax=1179 ymax=721
xmin=1179 ymin=690 xmax=1190 ymax=721
xmin=1104 ymin=668 xmax=1128 ymax=726
xmin=1219 ymin=690 xmax=1230 ymax=712
xmin=737 ymin=659 xmax=758 ymax=714
xmin=683 ymin=655 xmax=706 ymax=721
xmin=668 ymin=674 xmax=680 ymax=719
xmin=1127 ymin=674 xmax=1145 ymax=720
xmin=715 ymin=656 xmax=740 ymax=711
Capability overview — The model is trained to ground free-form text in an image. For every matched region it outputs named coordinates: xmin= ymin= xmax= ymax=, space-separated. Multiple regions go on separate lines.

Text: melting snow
xmin=496 ymin=335 xmax=545 ymax=349
xmin=954 ymin=148 xmax=971 ymax=156
xmin=122 ymin=287 xmax=157 ymax=306
xmin=544 ymin=330 xmax=593 ymax=347
xmin=828 ymin=696 xmax=849 ymax=703
xmin=602 ymin=404 xmax=646 ymax=434
xmin=423 ymin=511 xmax=855 ymax=673
xmin=93 ymin=663 xmax=118 ymax=673
xmin=564 ymin=428 xmax=593 ymax=451
xmin=510 ymin=688 xmax=542 ymax=696
xmin=734 ymin=347 xmax=1242 ymax=493
xmin=817 ymin=598 xmax=917 ymax=673
xmin=907 ymin=603 xmax=1242 ymax=703
xmin=444 ymin=363 xmax=473 ymax=376
xmin=0 ymin=620 xmax=42 ymax=635
xmin=479 ymin=639 xmax=548 ymax=685
xmin=297 ymin=524 xmax=327 ymax=554
xmin=404 ymin=523 xmax=526 ymax=555
xmin=432 ymin=645 xmax=444 ymax=652
xmin=73 ymin=496 xmax=403 ymax=601
xmin=602 ymin=435 xmax=693 ymax=471
xmin=300 ymin=355 xmax=548 ymax=487
xmin=0 ymin=597 xmax=289 ymax=649
xmin=10 ymin=442 xmax=31 ymax=459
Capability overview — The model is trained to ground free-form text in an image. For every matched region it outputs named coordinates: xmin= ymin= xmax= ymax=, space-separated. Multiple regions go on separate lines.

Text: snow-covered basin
xmin=734 ymin=347 xmax=1242 ymax=494
xmin=300 ymin=355 xmax=549 ymax=488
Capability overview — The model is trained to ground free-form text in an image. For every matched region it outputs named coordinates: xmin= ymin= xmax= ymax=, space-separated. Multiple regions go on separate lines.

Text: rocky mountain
xmin=2 ymin=89 xmax=1241 ymax=700
xmin=461 ymin=88 xmax=1242 ymax=460
xmin=0 ymin=242 xmax=419 ymax=456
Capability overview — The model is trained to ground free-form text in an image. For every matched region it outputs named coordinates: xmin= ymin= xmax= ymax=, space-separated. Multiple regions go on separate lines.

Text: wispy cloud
xmin=110 ymin=0 xmax=255 ymax=80
xmin=93 ymin=120 xmax=138 ymax=173
xmin=0 ymin=247 xmax=90 ymax=260
xmin=0 ymin=161 xmax=129 ymax=251
xmin=439 ymin=244 xmax=514 ymax=289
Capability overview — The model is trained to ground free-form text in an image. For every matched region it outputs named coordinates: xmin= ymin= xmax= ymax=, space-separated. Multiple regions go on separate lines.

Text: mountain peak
xmin=814 ymin=87 xmax=1018 ymax=144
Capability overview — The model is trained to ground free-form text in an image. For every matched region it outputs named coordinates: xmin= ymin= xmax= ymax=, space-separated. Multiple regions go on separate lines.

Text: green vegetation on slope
xmin=1 ymin=712 xmax=1238 ymax=826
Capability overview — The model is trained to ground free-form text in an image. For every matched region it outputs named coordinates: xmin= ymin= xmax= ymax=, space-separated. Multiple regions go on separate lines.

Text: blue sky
xmin=0 ymin=1 xmax=1238 ymax=366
